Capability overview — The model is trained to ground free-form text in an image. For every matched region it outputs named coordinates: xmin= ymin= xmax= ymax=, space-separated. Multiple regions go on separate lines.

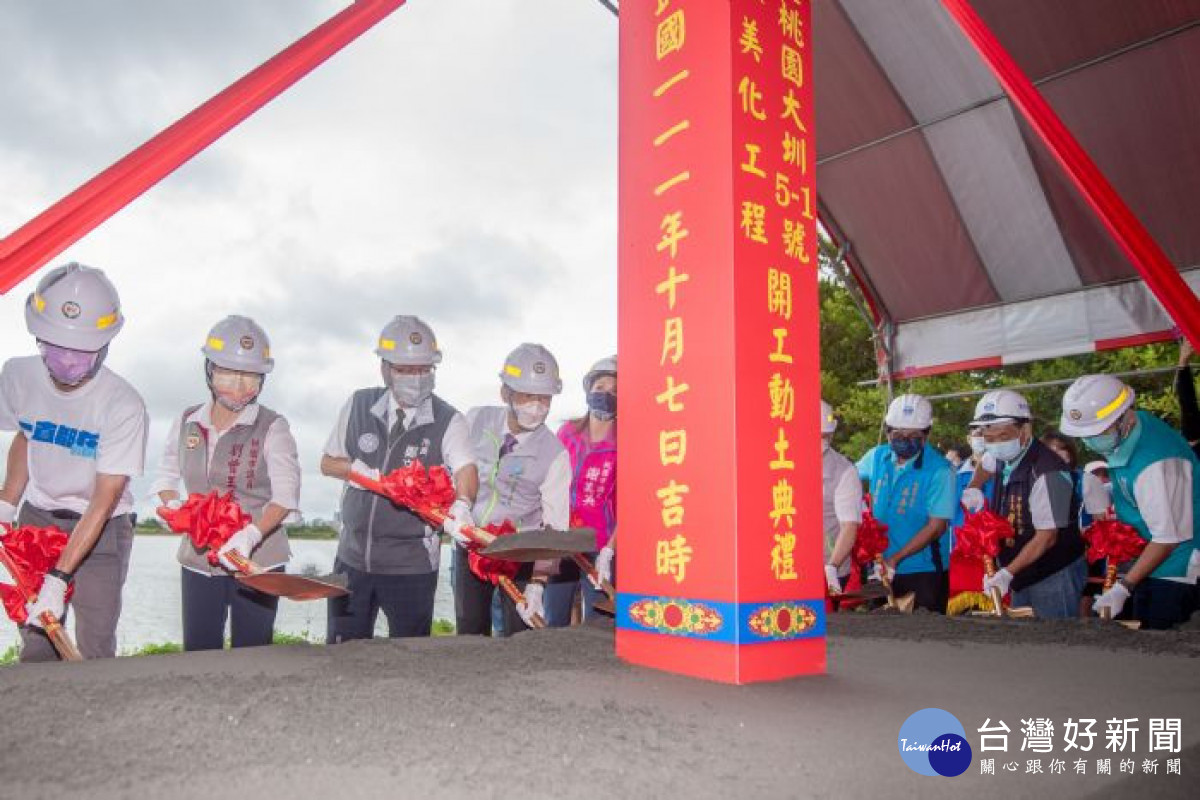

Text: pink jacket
xmin=557 ymin=421 xmax=617 ymax=549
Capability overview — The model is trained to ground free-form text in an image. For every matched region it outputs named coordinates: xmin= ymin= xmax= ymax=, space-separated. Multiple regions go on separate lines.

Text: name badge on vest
xmin=358 ymin=433 xmax=380 ymax=454
xmin=185 ymin=433 xmax=201 ymax=450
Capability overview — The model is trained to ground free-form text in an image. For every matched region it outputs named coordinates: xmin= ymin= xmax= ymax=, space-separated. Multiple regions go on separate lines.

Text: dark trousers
xmin=181 ymin=567 xmax=280 ymax=651
xmin=892 ymin=570 xmax=949 ymax=613
xmin=1131 ymin=578 xmax=1197 ymax=630
xmin=326 ymin=559 xmax=438 ymax=642
xmin=452 ymin=544 xmax=530 ymax=636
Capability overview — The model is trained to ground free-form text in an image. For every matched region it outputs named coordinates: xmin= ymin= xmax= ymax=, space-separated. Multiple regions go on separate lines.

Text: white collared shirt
xmin=149 ymin=400 xmax=301 ymax=515
xmin=323 ymin=391 xmax=474 ymax=475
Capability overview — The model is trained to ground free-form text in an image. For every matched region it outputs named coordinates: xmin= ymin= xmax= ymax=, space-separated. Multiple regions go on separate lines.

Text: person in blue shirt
xmin=857 ymin=393 xmax=956 ymax=613
xmin=1060 ymin=375 xmax=1198 ymax=629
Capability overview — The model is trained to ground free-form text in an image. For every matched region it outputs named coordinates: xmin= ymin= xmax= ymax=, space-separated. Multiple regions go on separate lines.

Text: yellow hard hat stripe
xmin=96 ymin=313 xmax=118 ymax=330
xmin=1095 ymin=387 xmax=1129 ymax=420
xmin=379 ymin=338 xmax=396 ymax=351
xmin=504 ymin=364 xmax=523 ymax=378
xmin=207 ymin=337 xmax=226 ymax=351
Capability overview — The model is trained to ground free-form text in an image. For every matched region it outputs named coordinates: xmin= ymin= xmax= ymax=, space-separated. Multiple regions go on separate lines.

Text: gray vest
xmin=338 ymin=389 xmax=456 ymax=575
xmin=822 ymin=447 xmax=856 ymax=575
xmin=177 ymin=403 xmax=290 ymax=575
xmin=470 ymin=406 xmax=563 ymax=530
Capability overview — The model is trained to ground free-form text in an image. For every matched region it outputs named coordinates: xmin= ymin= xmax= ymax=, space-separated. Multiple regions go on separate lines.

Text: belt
xmin=31 ymin=506 xmax=131 ymax=524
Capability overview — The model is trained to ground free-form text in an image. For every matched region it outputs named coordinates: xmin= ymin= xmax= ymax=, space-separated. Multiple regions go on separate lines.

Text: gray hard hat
xmin=202 ymin=315 xmax=275 ymax=374
xmin=25 ymin=262 xmax=124 ymax=351
xmin=582 ymin=355 xmax=617 ymax=392
xmin=500 ymin=343 xmax=563 ymax=395
xmin=375 ymin=315 xmax=442 ymax=366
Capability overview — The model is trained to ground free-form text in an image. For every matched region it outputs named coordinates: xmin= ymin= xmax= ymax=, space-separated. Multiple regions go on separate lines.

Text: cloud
xmin=0 ymin=0 xmax=619 ymax=520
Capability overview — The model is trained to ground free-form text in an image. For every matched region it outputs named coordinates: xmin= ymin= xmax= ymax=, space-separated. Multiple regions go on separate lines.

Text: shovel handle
xmin=571 ymin=554 xmax=615 ymax=601
xmin=497 ymin=577 xmax=545 ymax=629
xmin=220 ymin=549 xmax=260 ymax=576
xmin=40 ymin=612 xmax=83 ymax=661
xmin=983 ymin=556 xmax=1005 ymax=617
xmin=1100 ymin=562 xmax=1118 ymax=621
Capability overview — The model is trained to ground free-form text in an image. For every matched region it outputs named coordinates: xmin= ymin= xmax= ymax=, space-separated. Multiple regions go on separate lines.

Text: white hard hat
xmin=375 ymin=316 xmax=442 ymax=366
xmin=885 ymin=393 xmax=933 ymax=430
xmin=25 ymin=262 xmax=124 ymax=351
xmin=820 ymin=399 xmax=838 ymax=434
xmin=971 ymin=389 xmax=1032 ymax=427
xmin=500 ymin=343 xmax=563 ymax=395
xmin=1060 ymin=375 xmax=1135 ymax=437
xmin=202 ymin=315 xmax=274 ymax=374
xmin=582 ymin=355 xmax=617 ymax=392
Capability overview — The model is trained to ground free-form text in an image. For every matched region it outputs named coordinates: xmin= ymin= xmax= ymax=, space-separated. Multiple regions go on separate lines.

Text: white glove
xmin=164 ymin=497 xmax=184 ymax=511
xmin=25 ymin=573 xmax=68 ymax=629
xmin=593 ymin=545 xmax=615 ymax=588
xmin=961 ymin=487 xmax=985 ymax=513
xmin=517 ymin=582 xmax=545 ymax=627
xmin=825 ymin=564 xmax=842 ymax=593
xmin=443 ymin=498 xmax=475 ymax=546
xmin=982 ymin=567 xmax=1013 ymax=597
xmin=1093 ymin=581 xmax=1131 ymax=618
xmin=349 ymin=460 xmax=381 ymax=488
xmin=217 ymin=524 xmax=264 ymax=571
xmin=871 ymin=560 xmax=895 ymax=583
xmin=0 ymin=498 xmax=16 ymax=525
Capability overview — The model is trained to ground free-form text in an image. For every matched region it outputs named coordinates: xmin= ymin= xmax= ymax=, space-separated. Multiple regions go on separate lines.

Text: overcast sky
xmin=0 ymin=0 xmax=619 ymax=520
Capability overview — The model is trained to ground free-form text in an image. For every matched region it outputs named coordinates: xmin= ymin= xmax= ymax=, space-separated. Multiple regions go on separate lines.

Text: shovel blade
xmin=479 ymin=526 xmax=598 ymax=562
xmin=235 ymin=571 xmax=348 ymax=600
xmin=891 ymin=591 xmax=917 ymax=614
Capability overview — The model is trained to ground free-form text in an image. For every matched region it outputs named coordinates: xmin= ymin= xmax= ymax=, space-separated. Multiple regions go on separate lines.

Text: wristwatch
xmin=48 ymin=567 xmax=74 ymax=586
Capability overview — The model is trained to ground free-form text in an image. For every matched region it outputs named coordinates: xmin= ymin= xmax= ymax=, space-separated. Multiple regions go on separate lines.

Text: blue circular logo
xmin=898 ymin=708 xmax=972 ymax=777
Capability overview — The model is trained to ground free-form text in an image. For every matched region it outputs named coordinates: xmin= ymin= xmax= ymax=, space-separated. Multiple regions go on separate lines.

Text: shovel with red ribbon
xmin=1082 ymin=517 xmax=1146 ymax=621
xmin=955 ymin=504 xmax=1014 ymax=617
xmin=0 ymin=524 xmax=83 ymax=661
xmin=348 ymin=461 xmax=585 ymax=628
xmin=837 ymin=495 xmax=913 ymax=612
xmin=157 ymin=492 xmax=347 ymax=600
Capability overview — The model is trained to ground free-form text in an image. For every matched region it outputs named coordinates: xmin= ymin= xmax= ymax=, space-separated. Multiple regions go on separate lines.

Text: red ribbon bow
xmin=158 ymin=491 xmax=252 ymax=566
xmin=852 ymin=494 xmax=890 ymax=566
xmin=376 ymin=460 xmax=458 ymax=520
xmin=954 ymin=508 xmax=1012 ymax=562
xmin=0 ymin=523 xmax=74 ymax=624
xmin=1082 ymin=519 xmax=1146 ymax=565
xmin=466 ymin=521 xmax=520 ymax=585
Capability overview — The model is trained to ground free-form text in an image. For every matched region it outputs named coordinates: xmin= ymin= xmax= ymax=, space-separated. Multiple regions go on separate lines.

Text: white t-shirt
xmin=0 ymin=356 xmax=148 ymax=516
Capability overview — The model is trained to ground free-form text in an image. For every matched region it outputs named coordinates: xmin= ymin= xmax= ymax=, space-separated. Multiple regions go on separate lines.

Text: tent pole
xmin=940 ymin=0 xmax=1200 ymax=350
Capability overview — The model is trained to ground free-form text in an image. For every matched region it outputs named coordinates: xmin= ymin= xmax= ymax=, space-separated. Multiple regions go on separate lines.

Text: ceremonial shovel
xmin=218 ymin=550 xmax=348 ymax=600
xmin=0 ymin=543 xmax=83 ymax=661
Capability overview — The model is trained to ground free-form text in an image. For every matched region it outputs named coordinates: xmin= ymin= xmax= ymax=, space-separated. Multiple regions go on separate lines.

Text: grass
xmin=2 ymin=619 xmax=457 ymax=664
xmin=135 ymin=523 xmax=339 ymax=540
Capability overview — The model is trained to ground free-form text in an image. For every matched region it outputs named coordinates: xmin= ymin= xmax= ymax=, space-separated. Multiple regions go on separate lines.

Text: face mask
xmin=512 ymin=400 xmax=549 ymax=431
xmin=1083 ymin=432 xmax=1120 ymax=456
xmin=210 ymin=369 xmax=262 ymax=413
xmin=39 ymin=342 xmax=101 ymax=386
xmin=889 ymin=436 xmax=922 ymax=460
xmin=984 ymin=437 xmax=1025 ymax=463
xmin=390 ymin=372 xmax=435 ymax=408
xmin=586 ymin=391 xmax=617 ymax=420
xmin=969 ymin=436 xmax=987 ymax=456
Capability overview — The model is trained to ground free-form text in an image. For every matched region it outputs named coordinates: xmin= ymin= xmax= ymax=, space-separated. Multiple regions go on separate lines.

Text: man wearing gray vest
xmin=152 ymin=315 xmax=301 ymax=650
xmin=451 ymin=343 xmax=571 ymax=636
xmin=321 ymin=316 xmax=477 ymax=640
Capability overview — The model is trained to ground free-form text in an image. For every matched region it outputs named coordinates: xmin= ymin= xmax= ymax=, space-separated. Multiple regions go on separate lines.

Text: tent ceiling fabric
xmin=814 ymin=0 xmax=1200 ymax=377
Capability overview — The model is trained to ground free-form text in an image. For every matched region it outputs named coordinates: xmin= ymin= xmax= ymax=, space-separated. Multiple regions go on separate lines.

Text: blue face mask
xmin=889 ymin=436 xmax=923 ymax=460
xmin=1083 ymin=431 xmax=1120 ymax=456
xmin=587 ymin=391 xmax=617 ymax=420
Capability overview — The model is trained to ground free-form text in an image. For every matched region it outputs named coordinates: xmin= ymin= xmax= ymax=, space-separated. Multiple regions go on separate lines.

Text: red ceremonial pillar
xmin=616 ymin=0 xmax=824 ymax=684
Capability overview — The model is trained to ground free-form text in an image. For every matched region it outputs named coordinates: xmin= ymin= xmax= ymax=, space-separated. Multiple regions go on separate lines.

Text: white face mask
xmin=512 ymin=400 xmax=549 ymax=430
xmin=984 ymin=436 xmax=1026 ymax=463
xmin=390 ymin=373 xmax=434 ymax=408
xmin=969 ymin=435 xmax=987 ymax=456
xmin=210 ymin=369 xmax=262 ymax=412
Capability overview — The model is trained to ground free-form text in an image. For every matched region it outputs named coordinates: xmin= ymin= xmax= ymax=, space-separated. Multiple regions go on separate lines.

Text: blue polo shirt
xmin=857 ymin=443 xmax=956 ymax=575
